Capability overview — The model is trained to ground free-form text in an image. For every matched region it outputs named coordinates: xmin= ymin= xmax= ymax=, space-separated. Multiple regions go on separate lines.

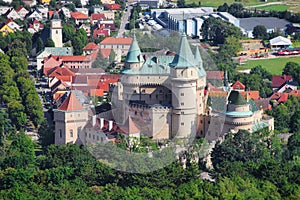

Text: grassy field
xmin=185 ymin=0 xmax=279 ymax=7
xmin=256 ymin=4 xmax=291 ymax=12
xmin=236 ymin=57 xmax=300 ymax=75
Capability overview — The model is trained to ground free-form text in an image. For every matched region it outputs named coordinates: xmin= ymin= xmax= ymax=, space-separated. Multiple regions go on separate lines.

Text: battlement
xmin=129 ymin=102 xmax=172 ymax=111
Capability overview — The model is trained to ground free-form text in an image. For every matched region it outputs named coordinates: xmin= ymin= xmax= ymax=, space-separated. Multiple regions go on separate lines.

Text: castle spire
xmin=125 ymin=34 xmax=144 ymax=63
xmin=170 ymin=33 xmax=196 ymax=68
xmin=195 ymin=46 xmax=206 ymax=77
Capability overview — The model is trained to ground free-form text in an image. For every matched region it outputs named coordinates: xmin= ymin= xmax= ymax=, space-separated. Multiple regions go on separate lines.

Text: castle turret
xmin=195 ymin=46 xmax=206 ymax=77
xmin=50 ymin=11 xmax=63 ymax=47
xmin=124 ymin=34 xmax=144 ymax=70
xmin=170 ymin=33 xmax=199 ymax=138
xmin=54 ymin=92 xmax=88 ymax=145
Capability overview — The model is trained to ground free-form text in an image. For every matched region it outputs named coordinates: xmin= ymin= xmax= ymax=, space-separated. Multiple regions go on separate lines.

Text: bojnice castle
xmin=53 ymin=33 xmax=274 ymax=145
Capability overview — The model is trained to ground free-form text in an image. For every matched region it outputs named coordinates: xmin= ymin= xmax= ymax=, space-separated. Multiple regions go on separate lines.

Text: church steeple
xmin=170 ymin=33 xmax=196 ymax=68
xmin=125 ymin=34 xmax=144 ymax=64
xmin=195 ymin=46 xmax=206 ymax=77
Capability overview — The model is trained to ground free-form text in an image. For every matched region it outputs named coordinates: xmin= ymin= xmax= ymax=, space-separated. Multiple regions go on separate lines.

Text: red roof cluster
xmin=232 ymin=80 xmax=246 ymax=90
xmin=91 ymin=13 xmax=106 ymax=21
xmin=58 ymin=92 xmax=84 ymax=111
xmin=272 ymin=75 xmax=293 ymax=88
xmin=71 ymin=12 xmax=89 ymax=19
xmin=83 ymin=42 xmax=99 ymax=51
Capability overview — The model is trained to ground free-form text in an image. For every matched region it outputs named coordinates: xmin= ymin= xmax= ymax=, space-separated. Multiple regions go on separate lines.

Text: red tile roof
xmin=270 ymin=92 xmax=289 ymax=103
xmin=100 ymin=37 xmax=132 ymax=45
xmin=272 ymin=75 xmax=293 ymax=88
xmin=4 ymin=19 xmax=14 ymax=25
xmin=91 ymin=13 xmax=106 ymax=20
xmin=83 ymin=42 xmax=98 ymax=51
xmin=289 ymin=90 xmax=300 ymax=97
xmin=71 ymin=12 xmax=89 ymax=19
xmin=47 ymin=66 xmax=75 ymax=77
xmin=241 ymin=90 xmax=260 ymax=100
xmin=100 ymin=48 xmax=112 ymax=58
xmin=232 ymin=80 xmax=246 ymax=90
xmin=93 ymin=28 xmax=110 ymax=38
xmin=104 ymin=3 xmax=121 ymax=10
xmin=58 ymin=92 xmax=84 ymax=111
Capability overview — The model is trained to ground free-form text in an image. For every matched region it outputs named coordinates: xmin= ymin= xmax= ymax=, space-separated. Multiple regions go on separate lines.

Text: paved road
xmin=117 ymin=4 xmax=133 ymax=38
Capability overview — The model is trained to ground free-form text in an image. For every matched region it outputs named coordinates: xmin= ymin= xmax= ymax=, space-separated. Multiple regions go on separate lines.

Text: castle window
xmin=70 ymin=130 xmax=73 ymax=138
xmin=135 ymin=111 xmax=137 ymax=115
xmin=142 ymin=89 xmax=145 ymax=93
xmin=78 ymin=114 xmax=80 ymax=117
xmin=89 ymin=133 xmax=91 ymax=138
xmin=93 ymin=135 xmax=95 ymax=140
xmin=56 ymin=30 xmax=58 ymax=34
xmin=97 ymin=136 xmax=99 ymax=141
xmin=156 ymin=94 xmax=158 ymax=99
xmin=181 ymin=112 xmax=184 ymax=115
xmin=200 ymin=120 xmax=203 ymax=124
xmin=201 ymin=130 xmax=203 ymax=135
xmin=149 ymin=94 xmax=151 ymax=99
xmin=181 ymin=93 xmax=184 ymax=96
xmin=181 ymin=102 xmax=184 ymax=106
xmin=159 ymin=101 xmax=162 ymax=104
xmin=59 ymin=129 xmax=62 ymax=138
xmin=159 ymin=90 xmax=162 ymax=93
xmin=191 ymin=70 xmax=193 ymax=76
xmin=181 ymin=122 xmax=184 ymax=126
xmin=208 ymin=121 xmax=210 ymax=124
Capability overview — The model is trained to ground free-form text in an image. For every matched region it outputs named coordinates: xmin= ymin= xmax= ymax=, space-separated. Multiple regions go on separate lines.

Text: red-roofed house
xmin=54 ymin=92 xmax=88 ymax=145
xmin=93 ymin=28 xmax=110 ymax=38
xmin=16 ymin=6 xmax=29 ymax=19
xmin=27 ymin=19 xmax=44 ymax=34
xmin=99 ymin=37 xmax=132 ymax=57
xmin=104 ymin=3 xmax=121 ymax=10
xmin=232 ymin=80 xmax=246 ymax=91
xmin=272 ymin=75 xmax=293 ymax=91
xmin=83 ymin=42 xmax=99 ymax=55
xmin=270 ymin=92 xmax=289 ymax=103
xmin=91 ymin=13 xmax=106 ymax=25
xmin=4 ymin=19 xmax=21 ymax=31
xmin=71 ymin=12 xmax=90 ymax=25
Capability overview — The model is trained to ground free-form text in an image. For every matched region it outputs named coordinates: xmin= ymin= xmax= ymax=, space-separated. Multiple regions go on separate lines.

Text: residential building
xmin=75 ymin=7 xmax=89 ymax=16
xmin=6 ymin=8 xmax=21 ymax=20
xmin=99 ymin=37 xmax=133 ymax=57
xmin=16 ymin=6 xmax=29 ymax=19
xmin=269 ymin=36 xmax=292 ymax=49
xmin=71 ymin=12 xmax=90 ymax=25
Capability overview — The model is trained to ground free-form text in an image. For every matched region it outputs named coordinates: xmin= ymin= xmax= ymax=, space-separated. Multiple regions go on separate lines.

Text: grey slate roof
xmin=239 ymin=17 xmax=289 ymax=31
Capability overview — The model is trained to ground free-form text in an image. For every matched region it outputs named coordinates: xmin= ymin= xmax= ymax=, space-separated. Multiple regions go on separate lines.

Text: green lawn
xmin=237 ymin=57 xmax=300 ymax=75
xmin=256 ymin=4 xmax=291 ymax=12
xmin=185 ymin=0 xmax=279 ymax=7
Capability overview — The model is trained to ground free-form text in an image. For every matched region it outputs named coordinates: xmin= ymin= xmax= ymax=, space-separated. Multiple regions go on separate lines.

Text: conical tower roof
xmin=228 ymin=90 xmax=247 ymax=106
xmin=52 ymin=10 xmax=60 ymax=20
xmin=195 ymin=46 xmax=206 ymax=77
xmin=170 ymin=33 xmax=196 ymax=68
xmin=125 ymin=34 xmax=144 ymax=63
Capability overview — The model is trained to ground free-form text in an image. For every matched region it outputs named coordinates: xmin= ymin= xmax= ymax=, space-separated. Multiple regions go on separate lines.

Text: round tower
xmin=170 ymin=33 xmax=199 ymax=138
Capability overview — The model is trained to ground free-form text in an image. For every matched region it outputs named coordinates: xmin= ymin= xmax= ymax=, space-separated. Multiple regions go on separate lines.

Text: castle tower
xmin=54 ymin=92 xmax=88 ymax=145
xmin=170 ymin=33 xmax=199 ymax=138
xmin=124 ymin=34 xmax=144 ymax=70
xmin=50 ymin=11 xmax=63 ymax=47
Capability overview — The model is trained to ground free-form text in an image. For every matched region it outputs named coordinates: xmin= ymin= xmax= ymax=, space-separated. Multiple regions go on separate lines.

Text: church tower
xmin=170 ymin=33 xmax=200 ymax=138
xmin=50 ymin=11 xmax=63 ymax=47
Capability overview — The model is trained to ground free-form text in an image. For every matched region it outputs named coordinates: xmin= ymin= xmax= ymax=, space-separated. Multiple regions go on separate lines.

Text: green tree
xmin=11 ymin=56 xmax=28 ymax=72
xmin=45 ymin=38 xmax=55 ymax=47
xmin=2 ymin=131 xmax=36 ymax=169
xmin=36 ymin=37 xmax=44 ymax=53
xmin=253 ymin=25 xmax=268 ymax=39
xmin=38 ymin=121 xmax=54 ymax=150
xmin=71 ymin=36 xmax=83 ymax=55
xmin=7 ymin=39 xmax=28 ymax=58
xmin=63 ymin=23 xmax=76 ymax=43
xmin=7 ymin=100 xmax=27 ymax=130
xmin=290 ymin=111 xmax=300 ymax=133
xmin=283 ymin=62 xmax=300 ymax=84
xmin=177 ymin=0 xmax=185 ymax=8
